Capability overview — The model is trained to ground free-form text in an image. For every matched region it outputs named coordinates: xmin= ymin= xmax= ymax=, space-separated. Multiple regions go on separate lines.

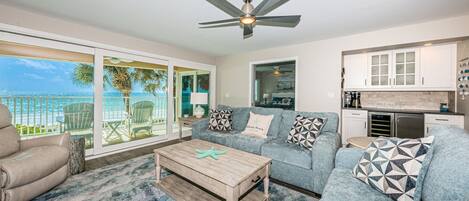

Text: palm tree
xmin=72 ymin=63 xmax=167 ymax=114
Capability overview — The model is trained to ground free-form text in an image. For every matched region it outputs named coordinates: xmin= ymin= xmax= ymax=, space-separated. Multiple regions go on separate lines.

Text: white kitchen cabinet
xmin=393 ymin=48 xmax=420 ymax=88
xmin=343 ymin=54 xmax=368 ymax=90
xmin=342 ymin=43 xmax=457 ymax=91
xmin=420 ymin=44 xmax=457 ymax=90
xmin=368 ymin=51 xmax=393 ymax=89
xmin=342 ymin=110 xmax=368 ymax=145
xmin=424 ymin=114 xmax=464 ymax=136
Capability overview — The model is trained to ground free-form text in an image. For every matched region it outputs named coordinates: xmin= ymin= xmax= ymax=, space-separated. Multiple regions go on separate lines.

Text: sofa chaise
xmin=321 ymin=126 xmax=469 ymax=201
xmin=192 ymin=105 xmax=341 ymax=195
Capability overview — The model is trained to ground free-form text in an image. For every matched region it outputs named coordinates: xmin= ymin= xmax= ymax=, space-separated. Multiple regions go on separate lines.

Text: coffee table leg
xmin=155 ymin=153 xmax=161 ymax=183
xmin=264 ymin=164 xmax=270 ymax=199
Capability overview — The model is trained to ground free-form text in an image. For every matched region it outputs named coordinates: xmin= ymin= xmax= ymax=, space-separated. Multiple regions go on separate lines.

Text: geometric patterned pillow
xmin=208 ymin=109 xmax=233 ymax=132
xmin=287 ymin=115 xmax=326 ymax=150
xmin=352 ymin=136 xmax=435 ymax=201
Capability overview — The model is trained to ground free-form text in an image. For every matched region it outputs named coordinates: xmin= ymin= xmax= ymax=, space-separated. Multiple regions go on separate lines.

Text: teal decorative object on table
xmin=196 ymin=147 xmax=227 ymax=160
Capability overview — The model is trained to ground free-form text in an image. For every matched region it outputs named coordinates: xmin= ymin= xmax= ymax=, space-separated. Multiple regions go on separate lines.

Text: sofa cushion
xmin=250 ymin=107 xmax=283 ymax=138
xmin=422 ymin=126 xmax=469 ymax=201
xmin=194 ymin=130 xmax=236 ymax=147
xmin=288 ymin=115 xmax=326 ymax=150
xmin=208 ymin=109 xmax=233 ymax=132
xmin=230 ymin=134 xmax=270 ymax=154
xmin=279 ymin=110 xmax=338 ymax=141
xmin=0 ymin=105 xmax=20 ymax=158
xmin=217 ymin=105 xmax=251 ymax=131
xmin=0 ymin=126 xmax=20 ymax=158
xmin=322 ymin=168 xmax=393 ymax=201
xmin=0 ymin=145 xmax=69 ymax=189
xmin=261 ymin=140 xmax=312 ymax=169
xmin=352 ymin=136 xmax=434 ymax=201
xmin=241 ymin=112 xmax=273 ymax=138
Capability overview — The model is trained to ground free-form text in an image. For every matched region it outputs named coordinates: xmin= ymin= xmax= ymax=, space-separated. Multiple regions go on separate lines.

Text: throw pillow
xmin=287 ymin=115 xmax=326 ymax=150
xmin=241 ymin=112 xmax=274 ymax=138
xmin=352 ymin=136 xmax=435 ymax=201
xmin=208 ymin=109 xmax=233 ymax=132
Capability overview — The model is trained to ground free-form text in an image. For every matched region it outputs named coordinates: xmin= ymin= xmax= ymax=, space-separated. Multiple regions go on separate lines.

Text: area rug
xmin=34 ymin=154 xmax=317 ymax=201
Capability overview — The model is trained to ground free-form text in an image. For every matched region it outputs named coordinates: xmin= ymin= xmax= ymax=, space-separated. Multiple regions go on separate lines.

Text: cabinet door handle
xmin=426 ymin=127 xmax=429 ymax=134
xmin=364 ymin=121 xmax=367 ymax=129
xmin=435 ymin=118 xmax=449 ymax=121
xmin=364 ymin=79 xmax=367 ymax=86
xmin=422 ymin=77 xmax=425 ymax=85
xmin=351 ymin=113 xmax=361 ymax=116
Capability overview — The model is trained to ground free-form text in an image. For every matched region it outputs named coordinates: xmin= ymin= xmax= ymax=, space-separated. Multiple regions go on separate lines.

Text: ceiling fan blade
xmin=256 ymin=15 xmax=301 ymax=27
xmin=200 ymin=22 xmax=240 ymax=29
xmin=243 ymin=24 xmax=253 ymax=39
xmin=252 ymin=0 xmax=289 ymax=16
xmin=206 ymin=0 xmax=245 ymax=17
xmin=199 ymin=18 xmax=240 ymax=25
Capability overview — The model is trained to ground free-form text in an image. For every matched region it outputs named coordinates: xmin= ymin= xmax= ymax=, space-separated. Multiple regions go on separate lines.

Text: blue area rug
xmin=34 ymin=154 xmax=316 ymax=201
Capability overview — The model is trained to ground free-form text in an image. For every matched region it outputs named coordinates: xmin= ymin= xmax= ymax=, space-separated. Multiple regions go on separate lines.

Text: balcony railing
xmin=0 ymin=95 xmax=168 ymax=137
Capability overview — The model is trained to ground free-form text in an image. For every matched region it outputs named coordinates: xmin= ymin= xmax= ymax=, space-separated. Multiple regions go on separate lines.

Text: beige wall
xmin=457 ymin=39 xmax=469 ymax=129
xmin=216 ymin=14 xmax=469 ymax=114
xmin=0 ymin=3 xmax=215 ymax=65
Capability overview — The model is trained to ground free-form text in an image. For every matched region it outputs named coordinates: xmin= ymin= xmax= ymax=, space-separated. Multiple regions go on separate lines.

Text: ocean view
xmin=0 ymin=92 xmax=169 ymax=134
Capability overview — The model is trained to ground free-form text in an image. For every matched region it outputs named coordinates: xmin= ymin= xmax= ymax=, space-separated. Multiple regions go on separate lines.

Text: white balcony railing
xmin=0 ymin=95 xmax=168 ymax=137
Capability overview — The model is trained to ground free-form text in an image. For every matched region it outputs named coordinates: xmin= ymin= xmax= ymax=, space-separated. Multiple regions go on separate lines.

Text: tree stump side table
xmin=69 ymin=135 xmax=86 ymax=175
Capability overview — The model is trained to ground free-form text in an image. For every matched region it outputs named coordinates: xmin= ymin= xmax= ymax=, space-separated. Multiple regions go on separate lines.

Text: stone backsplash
xmin=360 ymin=91 xmax=453 ymax=111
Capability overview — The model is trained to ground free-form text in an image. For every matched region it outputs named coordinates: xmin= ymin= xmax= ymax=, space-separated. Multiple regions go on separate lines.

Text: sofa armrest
xmin=311 ymin=131 xmax=341 ymax=193
xmin=335 ymin=148 xmax=365 ymax=170
xmin=20 ymin=132 xmax=70 ymax=151
xmin=191 ymin=119 xmax=209 ymax=139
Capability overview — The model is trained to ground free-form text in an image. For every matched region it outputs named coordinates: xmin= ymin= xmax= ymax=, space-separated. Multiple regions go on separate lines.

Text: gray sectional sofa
xmin=321 ymin=126 xmax=469 ymax=201
xmin=192 ymin=105 xmax=341 ymax=195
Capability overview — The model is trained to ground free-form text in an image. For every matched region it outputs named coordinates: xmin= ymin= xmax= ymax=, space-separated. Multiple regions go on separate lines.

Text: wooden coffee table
xmin=154 ymin=139 xmax=272 ymax=201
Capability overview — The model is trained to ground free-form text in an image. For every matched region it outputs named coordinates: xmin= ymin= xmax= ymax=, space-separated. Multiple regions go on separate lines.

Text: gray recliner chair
xmin=0 ymin=104 xmax=70 ymax=201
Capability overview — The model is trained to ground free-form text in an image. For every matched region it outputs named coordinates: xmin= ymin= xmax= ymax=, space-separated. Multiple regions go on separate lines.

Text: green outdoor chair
xmin=63 ymin=103 xmax=94 ymax=148
xmin=129 ymin=101 xmax=154 ymax=138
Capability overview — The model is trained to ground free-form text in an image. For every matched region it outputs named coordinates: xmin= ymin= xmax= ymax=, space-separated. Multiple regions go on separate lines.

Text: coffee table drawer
xmin=239 ymin=166 xmax=267 ymax=195
xmin=159 ymin=156 xmax=227 ymax=197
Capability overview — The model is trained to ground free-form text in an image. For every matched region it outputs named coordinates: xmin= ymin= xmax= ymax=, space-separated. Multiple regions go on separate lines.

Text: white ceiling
xmin=3 ymin=0 xmax=469 ymax=56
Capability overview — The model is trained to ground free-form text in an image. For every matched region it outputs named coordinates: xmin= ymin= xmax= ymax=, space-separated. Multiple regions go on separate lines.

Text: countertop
xmin=342 ymin=107 xmax=464 ymax=116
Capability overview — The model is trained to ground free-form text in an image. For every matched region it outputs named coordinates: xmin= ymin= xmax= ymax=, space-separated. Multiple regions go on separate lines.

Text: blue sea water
xmin=0 ymin=92 xmax=168 ymax=126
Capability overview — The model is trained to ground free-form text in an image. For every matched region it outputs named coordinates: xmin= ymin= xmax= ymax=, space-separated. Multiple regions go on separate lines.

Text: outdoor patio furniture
xmin=129 ymin=101 xmax=154 ymax=138
xmin=63 ymin=103 xmax=94 ymax=147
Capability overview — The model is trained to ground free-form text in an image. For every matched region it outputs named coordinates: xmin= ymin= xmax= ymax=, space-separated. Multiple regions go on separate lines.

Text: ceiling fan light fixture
xmin=240 ymin=16 xmax=256 ymax=25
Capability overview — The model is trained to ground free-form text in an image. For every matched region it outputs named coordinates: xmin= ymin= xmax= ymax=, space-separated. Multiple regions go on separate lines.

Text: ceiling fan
xmin=199 ymin=0 xmax=301 ymax=39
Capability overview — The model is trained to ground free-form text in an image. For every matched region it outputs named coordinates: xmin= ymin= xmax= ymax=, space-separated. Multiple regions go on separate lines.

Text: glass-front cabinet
xmin=369 ymin=51 xmax=392 ymax=88
xmin=394 ymin=49 xmax=419 ymax=87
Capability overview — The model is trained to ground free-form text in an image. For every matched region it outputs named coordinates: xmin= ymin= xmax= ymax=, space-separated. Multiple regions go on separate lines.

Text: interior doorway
xmin=250 ymin=59 xmax=297 ymax=110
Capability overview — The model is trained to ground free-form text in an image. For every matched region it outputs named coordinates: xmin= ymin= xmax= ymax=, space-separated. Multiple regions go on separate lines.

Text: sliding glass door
xmin=0 ymin=31 xmax=215 ymax=157
xmin=0 ymin=34 xmax=96 ymax=154
xmin=173 ymin=66 xmax=211 ymax=137
xmin=94 ymin=50 xmax=170 ymax=153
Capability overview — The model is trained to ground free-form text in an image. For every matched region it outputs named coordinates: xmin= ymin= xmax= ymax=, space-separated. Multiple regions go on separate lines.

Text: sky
xmin=0 ymin=56 xmax=93 ymax=95
xmin=0 ymin=56 xmax=152 ymax=96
